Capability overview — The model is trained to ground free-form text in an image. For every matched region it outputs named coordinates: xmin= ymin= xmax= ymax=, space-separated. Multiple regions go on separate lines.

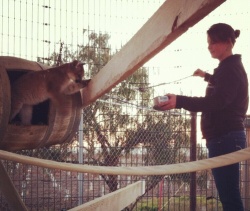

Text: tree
xmin=46 ymin=31 xmax=191 ymax=201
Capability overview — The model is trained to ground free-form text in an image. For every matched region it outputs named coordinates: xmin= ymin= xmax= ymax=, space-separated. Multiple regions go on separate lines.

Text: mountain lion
xmin=10 ymin=60 xmax=91 ymax=125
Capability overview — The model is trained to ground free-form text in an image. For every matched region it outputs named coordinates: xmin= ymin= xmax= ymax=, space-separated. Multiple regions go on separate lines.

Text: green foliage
xmin=134 ymin=196 xmax=223 ymax=211
xmin=140 ymin=206 xmax=158 ymax=211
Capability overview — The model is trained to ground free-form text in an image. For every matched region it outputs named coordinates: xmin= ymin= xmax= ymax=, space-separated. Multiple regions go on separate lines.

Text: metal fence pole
xmin=190 ymin=112 xmax=197 ymax=211
xmin=243 ymin=115 xmax=250 ymax=210
xmin=78 ymin=112 xmax=84 ymax=205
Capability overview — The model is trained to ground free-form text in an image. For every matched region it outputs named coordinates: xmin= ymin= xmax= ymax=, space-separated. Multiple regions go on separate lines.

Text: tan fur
xmin=10 ymin=60 xmax=91 ymax=125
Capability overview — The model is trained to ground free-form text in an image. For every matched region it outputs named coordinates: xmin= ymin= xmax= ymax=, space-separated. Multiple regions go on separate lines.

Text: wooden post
xmin=0 ymin=161 xmax=28 ymax=211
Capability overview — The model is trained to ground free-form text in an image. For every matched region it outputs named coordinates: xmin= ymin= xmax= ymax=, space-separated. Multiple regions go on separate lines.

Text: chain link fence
xmin=1 ymin=0 xmax=250 ymax=210
xmin=0 ymin=104 xmax=249 ymax=210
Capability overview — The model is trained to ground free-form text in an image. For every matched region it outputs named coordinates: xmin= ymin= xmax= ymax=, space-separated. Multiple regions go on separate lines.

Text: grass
xmin=133 ymin=196 xmax=223 ymax=211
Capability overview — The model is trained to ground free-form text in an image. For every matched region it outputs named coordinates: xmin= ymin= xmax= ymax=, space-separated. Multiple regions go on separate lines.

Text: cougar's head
xmin=67 ymin=60 xmax=86 ymax=82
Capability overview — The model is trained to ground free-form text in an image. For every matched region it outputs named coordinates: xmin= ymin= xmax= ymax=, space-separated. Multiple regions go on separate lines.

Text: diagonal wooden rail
xmin=80 ymin=0 xmax=226 ymax=107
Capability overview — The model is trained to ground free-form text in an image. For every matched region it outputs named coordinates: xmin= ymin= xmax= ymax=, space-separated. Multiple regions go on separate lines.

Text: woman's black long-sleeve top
xmin=176 ymin=54 xmax=249 ymax=139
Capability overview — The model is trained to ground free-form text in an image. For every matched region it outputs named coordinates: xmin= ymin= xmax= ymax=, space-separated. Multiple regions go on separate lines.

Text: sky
xmin=1 ymin=0 xmax=250 ymax=104
xmin=146 ymin=0 xmax=250 ymax=99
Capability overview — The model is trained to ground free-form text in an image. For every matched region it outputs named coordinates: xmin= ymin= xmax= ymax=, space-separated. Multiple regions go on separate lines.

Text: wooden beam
xmin=0 ymin=161 xmax=28 ymax=211
xmin=68 ymin=181 xmax=145 ymax=211
xmin=81 ymin=0 xmax=226 ymax=107
xmin=0 ymin=148 xmax=250 ymax=176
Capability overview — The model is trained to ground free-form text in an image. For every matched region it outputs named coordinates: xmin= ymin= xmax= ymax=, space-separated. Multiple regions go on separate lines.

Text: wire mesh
xmin=0 ymin=0 xmax=250 ymax=210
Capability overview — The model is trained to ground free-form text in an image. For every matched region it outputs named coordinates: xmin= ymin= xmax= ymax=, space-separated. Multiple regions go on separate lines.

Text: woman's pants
xmin=206 ymin=131 xmax=246 ymax=211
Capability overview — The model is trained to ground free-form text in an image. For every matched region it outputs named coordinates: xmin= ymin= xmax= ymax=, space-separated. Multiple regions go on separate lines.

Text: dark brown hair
xmin=207 ymin=23 xmax=240 ymax=44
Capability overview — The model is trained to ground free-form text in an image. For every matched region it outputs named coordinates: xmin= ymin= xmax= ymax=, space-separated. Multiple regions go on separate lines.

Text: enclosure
xmin=0 ymin=0 xmax=250 ymax=210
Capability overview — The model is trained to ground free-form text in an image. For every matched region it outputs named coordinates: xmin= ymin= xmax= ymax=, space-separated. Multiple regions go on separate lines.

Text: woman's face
xmin=207 ymin=35 xmax=232 ymax=61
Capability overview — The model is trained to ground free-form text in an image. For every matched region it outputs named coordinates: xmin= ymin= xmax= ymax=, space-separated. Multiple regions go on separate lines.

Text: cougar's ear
xmin=76 ymin=62 xmax=87 ymax=70
xmin=79 ymin=62 xmax=86 ymax=66
xmin=70 ymin=60 xmax=79 ymax=68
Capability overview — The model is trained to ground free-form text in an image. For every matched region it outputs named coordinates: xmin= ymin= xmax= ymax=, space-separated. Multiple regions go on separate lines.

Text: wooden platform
xmin=69 ymin=181 xmax=145 ymax=211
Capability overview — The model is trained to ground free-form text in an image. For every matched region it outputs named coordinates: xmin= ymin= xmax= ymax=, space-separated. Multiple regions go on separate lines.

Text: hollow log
xmin=0 ymin=56 xmax=82 ymax=151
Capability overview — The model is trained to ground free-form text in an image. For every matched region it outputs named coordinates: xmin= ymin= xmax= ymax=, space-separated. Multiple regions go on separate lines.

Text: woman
xmin=157 ymin=23 xmax=249 ymax=211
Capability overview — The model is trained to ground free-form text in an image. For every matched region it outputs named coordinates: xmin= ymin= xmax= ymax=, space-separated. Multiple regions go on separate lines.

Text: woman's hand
xmin=193 ymin=69 xmax=206 ymax=78
xmin=153 ymin=94 xmax=176 ymax=111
